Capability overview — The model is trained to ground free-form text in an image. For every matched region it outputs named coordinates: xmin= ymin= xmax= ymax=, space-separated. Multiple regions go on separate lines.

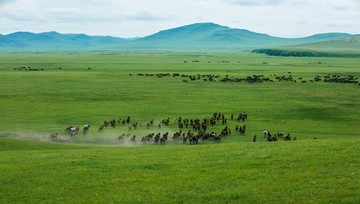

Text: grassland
xmin=0 ymin=51 xmax=360 ymax=203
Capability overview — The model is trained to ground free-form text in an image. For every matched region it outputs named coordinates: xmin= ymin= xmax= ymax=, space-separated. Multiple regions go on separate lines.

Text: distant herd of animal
xmin=131 ymin=72 xmax=359 ymax=85
xmin=12 ymin=61 xmax=359 ymax=86
xmin=49 ymin=112 xmax=297 ymax=145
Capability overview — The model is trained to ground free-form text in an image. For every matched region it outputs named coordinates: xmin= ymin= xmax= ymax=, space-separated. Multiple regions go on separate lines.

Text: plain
xmin=0 ymin=51 xmax=359 ymax=203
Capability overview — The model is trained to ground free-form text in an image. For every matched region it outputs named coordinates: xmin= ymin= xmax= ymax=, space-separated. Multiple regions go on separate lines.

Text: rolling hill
xmin=253 ymin=37 xmax=360 ymax=57
xmin=284 ymin=36 xmax=360 ymax=51
xmin=0 ymin=23 xmax=359 ymax=51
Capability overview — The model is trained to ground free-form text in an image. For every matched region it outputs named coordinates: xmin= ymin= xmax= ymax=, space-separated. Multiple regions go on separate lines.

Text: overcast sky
xmin=0 ymin=0 xmax=359 ymax=38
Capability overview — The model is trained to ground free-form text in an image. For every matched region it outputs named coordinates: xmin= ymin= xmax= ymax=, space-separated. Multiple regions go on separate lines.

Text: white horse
xmin=83 ymin=124 xmax=90 ymax=136
xmin=70 ymin=126 xmax=79 ymax=137
xmin=263 ymin=130 xmax=269 ymax=138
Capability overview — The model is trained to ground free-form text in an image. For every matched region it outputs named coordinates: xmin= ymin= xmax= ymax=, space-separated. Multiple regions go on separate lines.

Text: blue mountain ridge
xmin=0 ymin=22 xmax=358 ymax=51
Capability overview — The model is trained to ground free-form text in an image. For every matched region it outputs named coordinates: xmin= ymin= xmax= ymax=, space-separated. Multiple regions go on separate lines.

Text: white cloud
xmin=125 ymin=10 xmax=168 ymax=21
xmin=223 ymin=0 xmax=283 ymax=6
xmin=0 ymin=0 xmax=359 ymax=37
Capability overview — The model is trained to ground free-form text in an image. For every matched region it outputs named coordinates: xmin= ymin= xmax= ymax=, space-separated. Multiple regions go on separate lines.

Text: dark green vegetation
xmin=1 ymin=23 xmax=358 ymax=51
xmin=1 ymin=51 xmax=360 ymax=203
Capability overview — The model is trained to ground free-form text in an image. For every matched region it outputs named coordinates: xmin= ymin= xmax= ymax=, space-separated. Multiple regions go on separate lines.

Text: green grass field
xmin=1 ymin=51 xmax=360 ymax=203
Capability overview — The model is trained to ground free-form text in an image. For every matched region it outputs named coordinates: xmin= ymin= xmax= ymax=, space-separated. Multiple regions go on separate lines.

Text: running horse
xmin=49 ymin=132 xmax=58 ymax=141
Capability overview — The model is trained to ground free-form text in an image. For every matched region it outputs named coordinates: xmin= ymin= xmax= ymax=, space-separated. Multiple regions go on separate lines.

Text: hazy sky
xmin=0 ymin=0 xmax=359 ymax=38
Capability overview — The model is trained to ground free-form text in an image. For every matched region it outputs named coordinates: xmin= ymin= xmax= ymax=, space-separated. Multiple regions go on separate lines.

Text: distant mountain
xmin=0 ymin=23 xmax=359 ymax=51
xmin=0 ymin=31 xmax=129 ymax=50
xmin=126 ymin=23 xmax=280 ymax=50
xmin=0 ymin=37 xmax=25 ymax=49
xmin=125 ymin=23 xmax=357 ymax=50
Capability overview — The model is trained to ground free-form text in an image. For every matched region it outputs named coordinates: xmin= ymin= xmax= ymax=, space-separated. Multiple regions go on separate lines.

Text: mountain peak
xmin=40 ymin=31 xmax=61 ymax=35
xmin=183 ymin=22 xmax=227 ymax=28
xmin=140 ymin=22 xmax=230 ymax=41
xmin=169 ymin=22 xmax=229 ymax=31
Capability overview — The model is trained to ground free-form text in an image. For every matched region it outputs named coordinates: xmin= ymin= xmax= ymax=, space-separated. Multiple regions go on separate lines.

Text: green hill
xmin=253 ymin=37 xmax=360 ymax=57
xmin=286 ymin=37 xmax=360 ymax=51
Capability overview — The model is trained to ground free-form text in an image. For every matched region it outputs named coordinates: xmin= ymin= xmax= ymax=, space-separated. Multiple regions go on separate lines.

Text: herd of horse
xmin=132 ymin=72 xmax=359 ymax=85
xmin=47 ymin=72 xmax=355 ymax=144
xmin=49 ymin=112 xmax=296 ymax=144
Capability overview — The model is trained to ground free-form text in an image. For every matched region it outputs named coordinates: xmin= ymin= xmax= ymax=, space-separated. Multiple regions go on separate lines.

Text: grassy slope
xmin=253 ymin=37 xmax=360 ymax=57
xmin=287 ymin=37 xmax=360 ymax=51
xmin=0 ymin=51 xmax=360 ymax=203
